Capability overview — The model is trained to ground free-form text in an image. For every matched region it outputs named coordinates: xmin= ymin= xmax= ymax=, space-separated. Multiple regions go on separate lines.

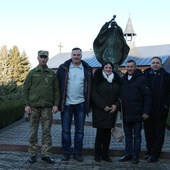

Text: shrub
xmin=0 ymin=81 xmax=24 ymax=129
xmin=0 ymin=100 xmax=24 ymax=129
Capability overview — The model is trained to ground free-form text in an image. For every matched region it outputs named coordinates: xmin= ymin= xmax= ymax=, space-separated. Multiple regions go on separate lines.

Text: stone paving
xmin=1 ymin=151 xmax=170 ymax=170
xmin=0 ymin=112 xmax=170 ymax=169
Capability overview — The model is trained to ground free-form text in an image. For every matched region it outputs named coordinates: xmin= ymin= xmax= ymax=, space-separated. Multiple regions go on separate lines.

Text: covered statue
xmin=93 ymin=15 xmax=130 ymax=70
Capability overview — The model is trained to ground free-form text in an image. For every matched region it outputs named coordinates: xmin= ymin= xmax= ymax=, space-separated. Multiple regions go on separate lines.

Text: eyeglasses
xmin=72 ymin=54 xmax=81 ymax=56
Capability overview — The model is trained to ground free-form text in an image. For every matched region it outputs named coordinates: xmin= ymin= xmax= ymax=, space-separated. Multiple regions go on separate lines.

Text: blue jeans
xmin=61 ymin=102 xmax=85 ymax=154
xmin=123 ymin=121 xmax=142 ymax=157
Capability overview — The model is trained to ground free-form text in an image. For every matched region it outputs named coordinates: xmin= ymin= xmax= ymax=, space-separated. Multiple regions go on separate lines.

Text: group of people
xmin=23 ymin=48 xmax=170 ymax=165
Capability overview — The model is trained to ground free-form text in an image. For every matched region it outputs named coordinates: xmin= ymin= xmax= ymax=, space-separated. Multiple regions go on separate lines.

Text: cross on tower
xmin=58 ymin=43 xmax=63 ymax=53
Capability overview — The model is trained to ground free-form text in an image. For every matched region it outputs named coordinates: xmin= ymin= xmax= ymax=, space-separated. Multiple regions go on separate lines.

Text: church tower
xmin=124 ymin=16 xmax=136 ymax=49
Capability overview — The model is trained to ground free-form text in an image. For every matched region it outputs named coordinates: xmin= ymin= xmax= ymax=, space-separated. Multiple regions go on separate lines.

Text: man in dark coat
xmin=119 ymin=60 xmax=151 ymax=164
xmin=143 ymin=56 xmax=170 ymax=163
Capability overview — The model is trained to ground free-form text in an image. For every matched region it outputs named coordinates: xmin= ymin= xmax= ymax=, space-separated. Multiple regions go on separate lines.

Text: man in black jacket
xmin=143 ymin=56 xmax=170 ymax=163
xmin=119 ymin=60 xmax=151 ymax=164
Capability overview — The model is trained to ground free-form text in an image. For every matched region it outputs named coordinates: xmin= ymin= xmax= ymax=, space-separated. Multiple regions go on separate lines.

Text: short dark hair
xmin=72 ymin=47 xmax=82 ymax=52
xmin=125 ymin=59 xmax=136 ymax=66
xmin=101 ymin=61 xmax=114 ymax=69
xmin=150 ymin=56 xmax=162 ymax=63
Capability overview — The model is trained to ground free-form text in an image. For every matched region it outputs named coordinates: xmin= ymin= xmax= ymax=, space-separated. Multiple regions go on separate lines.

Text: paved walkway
xmin=0 ymin=112 xmax=170 ymax=169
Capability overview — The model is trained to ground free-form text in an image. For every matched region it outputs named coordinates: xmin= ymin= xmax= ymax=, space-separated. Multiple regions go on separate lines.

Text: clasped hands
xmin=104 ymin=105 xmax=117 ymax=113
xmin=142 ymin=113 xmax=149 ymax=120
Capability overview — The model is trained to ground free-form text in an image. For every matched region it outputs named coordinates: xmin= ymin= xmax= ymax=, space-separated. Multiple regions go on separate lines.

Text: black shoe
xmin=28 ymin=156 xmax=36 ymax=163
xmin=119 ymin=155 xmax=132 ymax=162
xmin=94 ymin=155 xmax=101 ymax=162
xmin=42 ymin=157 xmax=55 ymax=164
xmin=143 ymin=155 xmax=150 ymax=160
xmin=61 ymin=154 xmax=70 ymax=161
xmin=147 ymin=156 xmax=158 ymax=163
xmin=73 ymin=153 xmax=83 ymax=162
xmin=132 ymin=157 xmax=139 ymax=164
xmin=102 ymin=156 xmax=112 ymax=162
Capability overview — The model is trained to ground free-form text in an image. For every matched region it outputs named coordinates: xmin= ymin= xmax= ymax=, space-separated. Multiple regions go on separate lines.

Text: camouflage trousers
xmin=28 ymin=108 xmax=53 ymax=157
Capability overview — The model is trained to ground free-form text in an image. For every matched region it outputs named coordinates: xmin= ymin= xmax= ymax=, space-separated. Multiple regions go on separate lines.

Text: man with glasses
xmin=23 ymin=50 xmax=60 ymax=164
xmin=56 ymin=47 xmax=92 ymax=162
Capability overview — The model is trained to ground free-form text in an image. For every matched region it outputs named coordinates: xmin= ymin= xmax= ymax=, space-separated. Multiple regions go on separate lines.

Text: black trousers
xmin=143 ymin=114 xmax=167 ymax=158
xmin=95 ymin=127 xmax=111 ymax=158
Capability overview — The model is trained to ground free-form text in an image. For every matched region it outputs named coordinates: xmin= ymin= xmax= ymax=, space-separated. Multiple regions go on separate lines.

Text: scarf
xmin=102 ymin=71 xmax=114 ymax=83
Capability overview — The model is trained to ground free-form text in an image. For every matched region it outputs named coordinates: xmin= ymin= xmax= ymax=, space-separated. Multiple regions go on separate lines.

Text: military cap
xmin=38 ymin=50 xmax=49 ymax=57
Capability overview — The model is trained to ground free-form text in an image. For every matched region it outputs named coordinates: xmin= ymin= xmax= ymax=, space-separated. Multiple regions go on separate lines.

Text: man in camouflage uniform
xmin=23 ymin=50 xmax=60 ymax=164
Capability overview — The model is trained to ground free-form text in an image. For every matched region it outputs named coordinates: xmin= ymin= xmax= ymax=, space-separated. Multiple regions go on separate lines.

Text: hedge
xmin=0 ymin=100 xmax=24 ymax=129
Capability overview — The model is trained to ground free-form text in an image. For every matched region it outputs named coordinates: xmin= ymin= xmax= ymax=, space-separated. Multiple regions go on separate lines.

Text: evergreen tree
xmin=0 ymin=46 xmax=12 ymax=84
xmin=8 ymin=46 xmax=21 ymax=84
xmin=8 ymin=46 xmax=31 ymax=85
xmin=19 ymin=51 xmax=31 ymax=85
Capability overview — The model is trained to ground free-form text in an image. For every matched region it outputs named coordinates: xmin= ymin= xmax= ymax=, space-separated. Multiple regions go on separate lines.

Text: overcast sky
xmin=0 ymin=0 xmax=169 ymax=68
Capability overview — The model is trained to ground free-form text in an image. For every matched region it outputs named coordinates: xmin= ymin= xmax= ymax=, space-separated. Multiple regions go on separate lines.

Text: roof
xmin=120 ymin=44 xmax=170 ymax=67
xmin=83 ymin=55 xmax=101 ymax=67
